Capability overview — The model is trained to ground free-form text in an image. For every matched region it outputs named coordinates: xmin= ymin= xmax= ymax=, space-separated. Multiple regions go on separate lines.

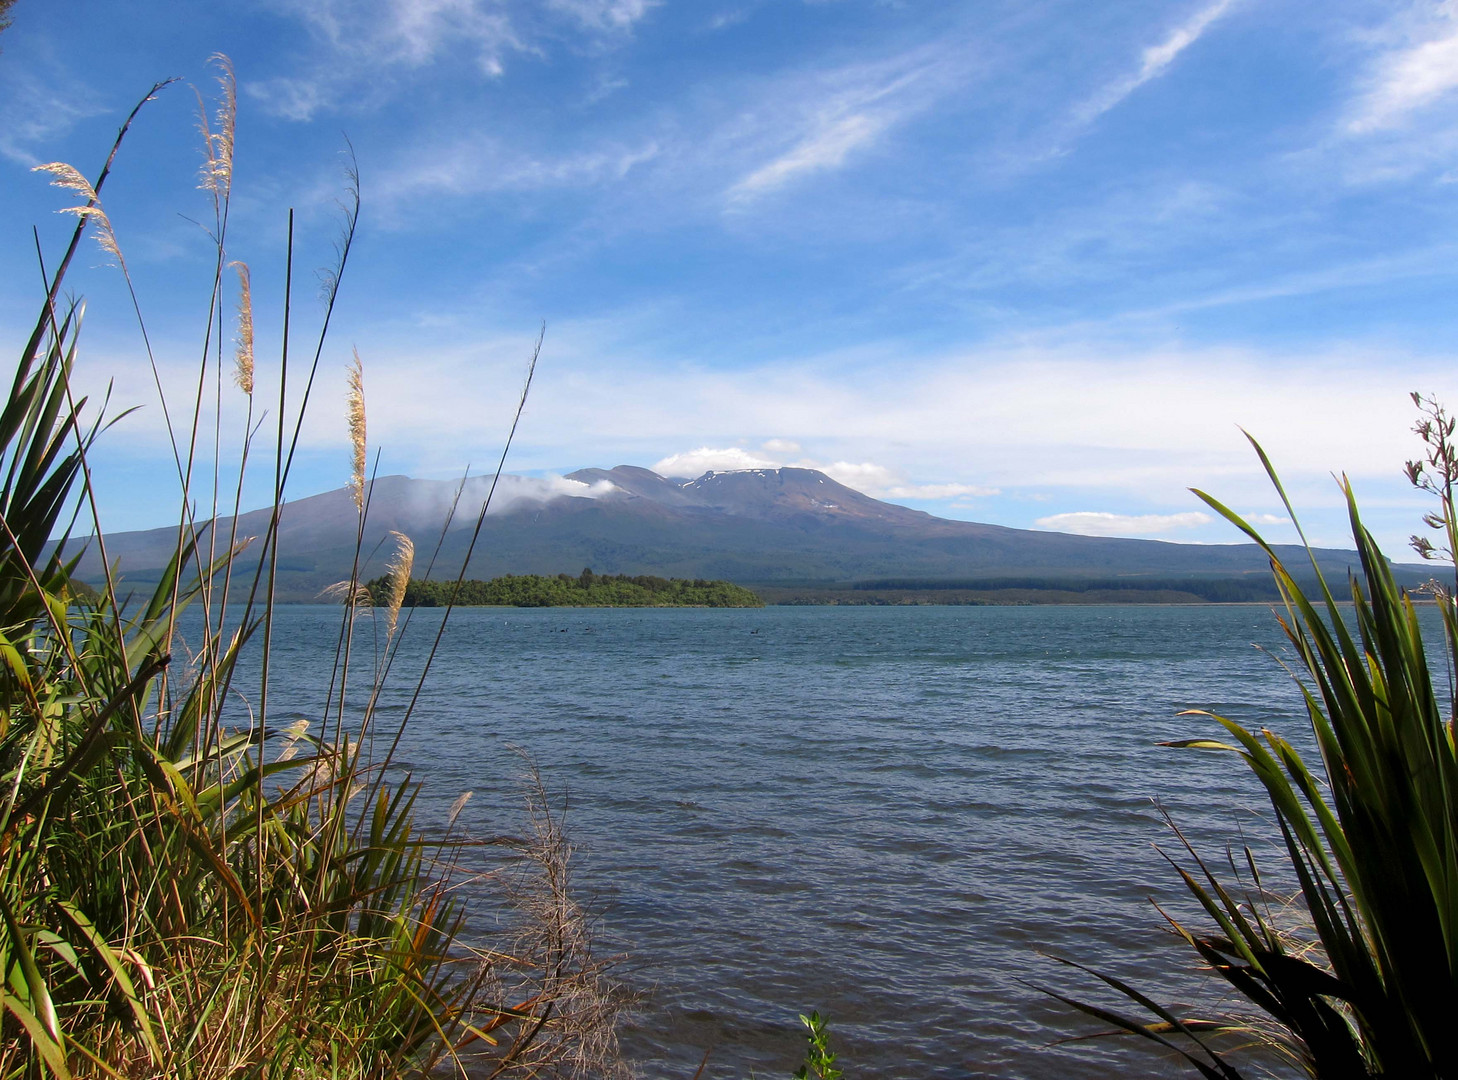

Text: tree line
xmin=365 ymin=567 xmax=764 ymax=608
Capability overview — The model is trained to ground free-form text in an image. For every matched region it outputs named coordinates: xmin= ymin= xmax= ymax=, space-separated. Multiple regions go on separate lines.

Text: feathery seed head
xmin=230 ymin=261 xmax=254 ymax=394
xmin=347 ymin=349 xmax=367 ymax=511
xmin=213 ymin=54 xmax=236 ymax=171
xmin=194 ymin=90 xmax=217 ymax=195
xmin=197 ymin=55 xmax=236 ymax=198
xmin=320 ymin=581 xmax=372 ymax=607
xmin=384 ymin=530 xmax=414 ymax=641
xmin=34 ymin=162 xmax=124 ymax=265
xmin=276 ymin=718 xmax=310 ymax=762
xmin=34 ymin=161 xmax=96 ymax=201
xmin=448 ymin=790 xmax=474 ymax=826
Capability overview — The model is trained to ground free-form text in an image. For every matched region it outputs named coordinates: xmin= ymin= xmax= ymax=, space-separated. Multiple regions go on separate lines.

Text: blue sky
xmin=4 ymin=0 xmax=1458 ymax=556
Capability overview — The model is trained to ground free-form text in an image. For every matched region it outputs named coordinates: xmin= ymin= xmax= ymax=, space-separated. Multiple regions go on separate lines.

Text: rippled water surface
xmin=253 ymin=603 xmax=1412 ymax=1079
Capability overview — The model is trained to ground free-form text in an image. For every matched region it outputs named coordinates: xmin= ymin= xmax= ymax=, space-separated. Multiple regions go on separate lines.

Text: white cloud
xmin=268 ymin=0 xmax=520 ymax=71
xmin=893 ymin=176 xmax=1245 ymax=305
xmin=243 ymin=0 xmax=518 ymax=120
xmin=1348 ymin=11 xmax=1458 ymax=133
xmin=810 ymin=460 xmax=897 ymax=492
xmin=506 ymin=333 xmax=1443 ymax=522
xmin=78 ymin=315 xmax=1450 ymax=551
xmin=95 ymin=324 xmax=1445 ymax=516
xmin=398 ymin=472 xmax=618 ymax=522
xmin=546 ymin=0 xmax=658 ymax=32
xmin=761 ymin=438 xmax=801 ymax=455
xmin=392 ymin=0 xmax=515 ymax=68
xmin=643 ymin=448 xmax=997 ymax=501
xmin=1077 ymin=0 xmax=1235 ymax=122
xmin=885 ymin=482 xmax=1001 ymax=500
xmin=373 ymin=138 xmax=660 ymax=204
xmin=731 ymin=112 xmax=890 ymax=198
xmin=708 ymin=8 xmax=752 ymax=31
xmin=1034 ymin=511 xmax=1214 ymax=537
xmin=651 ymin=446 xmax=779 ymax=476
xmin=722 ymin=42 xmax=965 ymax=203
xmin=812 ymin=461 xmax=997 ymax=501
xmin=1140 ymin=0 xmax=1233 ymax=78
xmin=250 ymin=0 xmax=654 ymax=120
xmin=0 ymin=69 xmax=105 ymax=166
xmin=477 ymin=473 xmax=619 ymax=512
xmin=1243 ymin=512 xmax=1289 ymax=526
xmin=245 ymin=77 xmax=332 ymax=123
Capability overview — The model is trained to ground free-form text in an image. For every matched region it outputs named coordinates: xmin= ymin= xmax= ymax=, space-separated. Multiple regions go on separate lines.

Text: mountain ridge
xmin=70 ymin=465 xmax=1407 ymax=601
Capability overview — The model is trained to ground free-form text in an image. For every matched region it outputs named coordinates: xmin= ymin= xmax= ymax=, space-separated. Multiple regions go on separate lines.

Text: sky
xmin=4 ymin=0 xmax=1458 ymax=556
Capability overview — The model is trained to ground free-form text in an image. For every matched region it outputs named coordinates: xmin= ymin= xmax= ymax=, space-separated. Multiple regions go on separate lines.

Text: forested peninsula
xmin=367 ymin=569 xmax=764 ymax=608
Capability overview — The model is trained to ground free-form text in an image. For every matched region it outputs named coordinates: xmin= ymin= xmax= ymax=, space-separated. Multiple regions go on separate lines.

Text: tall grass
xmin=1051 ymin=413 xmax=1458 ymax=1079
xmin=1 ymin=62 xmax=625 ymax=1079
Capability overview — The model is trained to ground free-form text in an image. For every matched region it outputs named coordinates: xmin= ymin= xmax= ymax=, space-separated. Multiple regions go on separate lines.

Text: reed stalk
xmin=0 ymin=62 xmax=625 ymax=1080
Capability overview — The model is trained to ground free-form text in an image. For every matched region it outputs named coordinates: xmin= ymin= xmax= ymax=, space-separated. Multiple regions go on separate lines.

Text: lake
xmin=251 ymin=603 xmax=1389 ymax=1079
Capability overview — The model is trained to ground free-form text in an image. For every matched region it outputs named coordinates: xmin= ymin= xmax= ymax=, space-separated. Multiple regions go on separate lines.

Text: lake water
xmin=249 ymin=603 xmax=1413 ymax=1079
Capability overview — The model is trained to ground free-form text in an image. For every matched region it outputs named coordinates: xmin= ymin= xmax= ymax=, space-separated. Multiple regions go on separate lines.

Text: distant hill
xmin=68 ymin=466 xmax=1426 ymax=602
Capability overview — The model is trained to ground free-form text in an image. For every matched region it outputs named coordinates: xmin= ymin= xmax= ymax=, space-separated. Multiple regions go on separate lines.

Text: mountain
xmin=70 ymin=466 xmax=1412 ymax=602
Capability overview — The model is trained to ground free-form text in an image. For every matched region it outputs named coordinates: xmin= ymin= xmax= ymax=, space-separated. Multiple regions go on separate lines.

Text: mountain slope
xmin=70 ymin=466 xmax=1402 ymax=601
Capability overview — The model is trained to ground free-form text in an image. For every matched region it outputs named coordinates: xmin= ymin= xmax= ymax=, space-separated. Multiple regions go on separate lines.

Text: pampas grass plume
xmin=448 ymin=790 xmax=474 ymax=827
xmin=384 ymin=530 xmax=414 ymax=640
xmin=275 ymin=717 xmax=310 ymax=763
xmin=33 ymin=162 xmax=124 ymax=264
xmin=197 ymin=54 xmax=235 ymax=198
xmin=319 ymin=580 xmax=371 ymax=607
xmin=347 ymin=349 xmax=366 ymax=511
xmin=230 ymin=260 xmax=254 ymax=394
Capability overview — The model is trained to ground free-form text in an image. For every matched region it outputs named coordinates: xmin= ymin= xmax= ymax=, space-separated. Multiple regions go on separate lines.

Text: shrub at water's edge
xmin=1 ymin=67 xmax=626 ymax=1079
xmin=1050 ymin=404 xmax=1458 ymax=1079
xmin=370 ymin=568 xmax=764 ymax=608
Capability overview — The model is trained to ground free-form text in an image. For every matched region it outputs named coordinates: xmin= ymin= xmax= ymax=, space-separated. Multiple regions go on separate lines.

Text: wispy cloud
xmin=814 ymin=461 xmax=998 ymax=501
xmin=268 ymin=0 xmax=521 ymax=72
xmin=250 ymin=0 xmax=652 ymax=120
xmin=244 ymin=0 xmax=518 ymax=120
xmin=85 ymin=310 xmax=1428 ymax=527
xmin=1034 ymin=511 xmax=1213 ymax=537
xmin=708 ymin=8 xmax=753 ymax=31
xmin=452 ymin=472 xmax=621 ymax=514
xmin=1077 ymin=0 xmax=1235 ymax=122
xmin=1348 ymin=7 xmax=1458 ymax=133
xmin=372 ymin=136 xmax=660 ymax=207
xmin=893 ymin=177 xmax=1238 ymax=305
xmin=0 ymin=68 xmax=105 ymax=166
xmin=245 ymin=76 xmax=332 ymax=123
xmin=650 ymin=444 xmax=997 ymax=501
xmin=731 ymin=113 xmax=891 ymax=198
xmin=546 ymin=0 xmax=658 ymax=32
xmin=886 ymin=482 xmax=1000 ymax=500
xmin=78 ymin=305 xmax=1438 ymax=549
xmin=724 ymin=43 xmax=967 ymax=203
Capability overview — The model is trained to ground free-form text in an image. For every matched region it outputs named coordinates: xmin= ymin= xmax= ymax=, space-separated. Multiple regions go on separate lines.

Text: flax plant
xmin=1052 ymin=417 xmax=1458 ymax=1079
xmin=1 ymin=65 xmax=625 ymax=1080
